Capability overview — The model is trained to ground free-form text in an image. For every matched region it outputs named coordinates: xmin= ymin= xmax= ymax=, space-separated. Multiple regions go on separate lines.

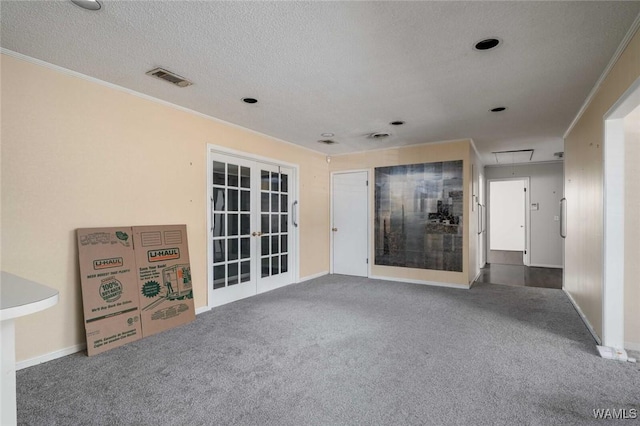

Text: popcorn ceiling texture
xmin=2 ymin=1 xmax=639 ymax=163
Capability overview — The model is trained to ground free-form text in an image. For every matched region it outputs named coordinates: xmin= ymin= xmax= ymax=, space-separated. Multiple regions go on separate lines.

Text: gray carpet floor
xmin=17 ymin=275 xmax=640 ymax=425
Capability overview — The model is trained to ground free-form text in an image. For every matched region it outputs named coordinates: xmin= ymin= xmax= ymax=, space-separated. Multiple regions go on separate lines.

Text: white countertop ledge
xmin=1 ymin=272 xmax=59 ymax=321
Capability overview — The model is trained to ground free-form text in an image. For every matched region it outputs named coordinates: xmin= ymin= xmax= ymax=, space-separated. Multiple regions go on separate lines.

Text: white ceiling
xmin=2 ymin=1 xmax=639 ymax=164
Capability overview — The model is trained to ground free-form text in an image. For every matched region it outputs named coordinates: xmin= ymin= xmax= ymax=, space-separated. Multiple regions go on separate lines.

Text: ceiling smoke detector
xmin=369 ymin=132 xmax=390 ymax=139
xmin=317 ymin=139 xmax=336 ymax=145
xmin=146 ymin=68 xmax=193 ymax=88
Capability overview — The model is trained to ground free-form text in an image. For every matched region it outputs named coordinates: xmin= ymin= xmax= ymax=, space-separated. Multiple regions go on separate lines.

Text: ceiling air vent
xmin=146 ymin=68 xmax=193 ymax=88
xmin=317 ymin=139 xmax=336 ymax=145
xmin=369 ymin=132 xmax=390 ymax=139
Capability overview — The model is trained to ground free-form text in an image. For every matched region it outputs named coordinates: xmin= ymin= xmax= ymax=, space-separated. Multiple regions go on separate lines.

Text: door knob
xmin=332 ymin=228 xmax=338 ymax=232
xmin=252 ymin=231 xmax=263 ymax=237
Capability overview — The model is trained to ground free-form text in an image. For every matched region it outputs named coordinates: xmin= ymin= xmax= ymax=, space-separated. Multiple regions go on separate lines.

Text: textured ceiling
xmin=2 ymin=1 xmax=639 ymax=164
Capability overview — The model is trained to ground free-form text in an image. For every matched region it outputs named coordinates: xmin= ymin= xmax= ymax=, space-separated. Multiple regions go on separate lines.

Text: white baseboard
xmin=16 ymin=343 xmax=86 ymax=371
xmin=625 ymin=341 xmax=640 ymax=352
xmin=298 ymin=271 xmax=329 ymax=283
xmin=369 ymin=274 xmax=469 ymax=290
xmin=529 ymin=263 xmax=563 ymax=269
xmin=564 ymin=289 xmax=601 ymax=345
xmin=470 ymin=270 xmax=482 ymax=287
xmin=18 ymin=304 xmax=212 ymax=370
xmin=195 ymin=306 xmax=211 ymax=315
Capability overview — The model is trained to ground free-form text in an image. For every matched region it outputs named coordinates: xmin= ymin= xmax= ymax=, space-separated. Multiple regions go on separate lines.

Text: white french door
xmin=208 ymin=151 xmax=296 ymax=307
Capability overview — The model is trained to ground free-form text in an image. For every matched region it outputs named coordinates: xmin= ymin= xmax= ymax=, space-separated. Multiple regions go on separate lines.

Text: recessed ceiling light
xmin=321 ymin=132 xmax=335 ymax=138
xmin=474 ymin=38 xmax=501 ymax=51
xmin=242 ymin=98 xmax=258 ymax=104
xmin=318 ymin=139 xmax=336 ymax=145
xmin=390 ymin=121 xmax=405 ymax=126
xmin=490 ymin=107 xmax=507 ymax=112
xmin=70 ymin=0 xmax=101 ymax=11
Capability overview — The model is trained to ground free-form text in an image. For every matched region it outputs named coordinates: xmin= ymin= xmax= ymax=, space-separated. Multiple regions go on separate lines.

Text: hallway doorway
xmin=602 ymin=76 xmax=640 ymax=351
xmin=487 ymin=178 xmax=530 ymax=266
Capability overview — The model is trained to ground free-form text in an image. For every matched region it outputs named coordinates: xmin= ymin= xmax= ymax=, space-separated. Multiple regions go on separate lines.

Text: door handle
xmin=560 ymin=198 xmax=567 ymax=239
xmin=210 ymin=196 xmax=214 ymax=233
xmin=252 ymin=231 xmax=263 ymax=237
xmin=332 ymin=228 xmax=338 ymax=232
xmin=292 ymin=201 xmax=299 ymax=227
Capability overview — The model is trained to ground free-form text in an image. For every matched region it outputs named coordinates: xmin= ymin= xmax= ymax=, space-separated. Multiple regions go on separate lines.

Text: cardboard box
xmin=77 ymin=227 xmax=142 ymax=356
xmin=132 ymin=225 xmax=195 ymax=338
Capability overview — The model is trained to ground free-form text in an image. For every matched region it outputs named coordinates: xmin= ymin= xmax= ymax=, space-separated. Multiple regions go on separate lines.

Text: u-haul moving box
xmin=132 ymin=225 xmax=195 ymax=338
xmin=77 ymin=227 xmax=142 ymax=356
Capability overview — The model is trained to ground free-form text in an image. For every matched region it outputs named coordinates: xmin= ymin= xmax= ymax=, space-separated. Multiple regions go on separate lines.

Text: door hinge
xmin=366 ymin=180 xmax=369 ymax=186
xmin=366 ymin=258 xmax=369 ymax=264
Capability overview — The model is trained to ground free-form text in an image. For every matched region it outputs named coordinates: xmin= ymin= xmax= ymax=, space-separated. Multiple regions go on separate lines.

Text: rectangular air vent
xmin=146 ymin=68 xmax=193 ymax=87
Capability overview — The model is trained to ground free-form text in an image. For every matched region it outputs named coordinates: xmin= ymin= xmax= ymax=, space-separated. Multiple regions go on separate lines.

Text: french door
xmin=208 ymin=151 xmax=296 ymax=307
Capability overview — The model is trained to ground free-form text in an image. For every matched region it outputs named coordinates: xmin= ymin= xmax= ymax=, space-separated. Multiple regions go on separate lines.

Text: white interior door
xmin=209 ymin=152 xmax=296 ymax=307
xmin=489 ymin=179 xmax=526 ymax=251
xmin=210 ymin=155 xmax=256 ymax=307
xmin=332 ymin=171 xmax=368 ymax=277
xmin=256 ymin=164 xmax=294 ymax=294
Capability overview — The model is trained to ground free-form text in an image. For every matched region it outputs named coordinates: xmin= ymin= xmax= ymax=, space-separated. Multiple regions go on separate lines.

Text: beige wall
xmin=329 ymin=140 xmax=474 ymax=287
xmin=1 ymin=54 xmax=330 ymax=362
xmin=564 ymin=28 xmax=640 ymax=340
xmin=624 ymin=106 xmax=640 ymax=347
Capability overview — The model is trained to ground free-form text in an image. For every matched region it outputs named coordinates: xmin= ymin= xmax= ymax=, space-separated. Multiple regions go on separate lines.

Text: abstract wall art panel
xmin=374 ymin=160 xmax=463 ymax=272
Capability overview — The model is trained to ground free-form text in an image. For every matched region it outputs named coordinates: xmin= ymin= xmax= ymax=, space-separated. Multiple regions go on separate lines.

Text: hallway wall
xmin=564 ymin=27 xmax=640 ymax=340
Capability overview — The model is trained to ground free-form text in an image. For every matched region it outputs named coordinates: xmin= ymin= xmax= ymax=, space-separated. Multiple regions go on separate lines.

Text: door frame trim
xmin=330 ymin=169 xmax=370 ymax=277
xmin=486 ymin=177 xmax=531 ymax=266
xmin=206 ymin=144 xmax=300 ymax=309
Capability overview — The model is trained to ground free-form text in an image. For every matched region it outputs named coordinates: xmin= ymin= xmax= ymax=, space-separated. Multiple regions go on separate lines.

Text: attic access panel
xmin=374 ymin=160 xmax=463 ymax=272
xmin=493 ymin=149 xmax=534 ymax=164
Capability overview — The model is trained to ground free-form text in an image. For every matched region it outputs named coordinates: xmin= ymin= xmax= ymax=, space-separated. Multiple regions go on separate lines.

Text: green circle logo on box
xmin=141 ymin=280 xmax=161 ymax=298
xmin=99 ymin=278 xmax=123 ymax=302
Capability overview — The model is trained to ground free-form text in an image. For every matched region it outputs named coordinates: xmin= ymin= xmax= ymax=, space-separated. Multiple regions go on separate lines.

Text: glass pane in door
xmin=259 ymin=169 xmax=289 ymax=279
xmin=212 ymin=160 xmax=251 ymax=290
